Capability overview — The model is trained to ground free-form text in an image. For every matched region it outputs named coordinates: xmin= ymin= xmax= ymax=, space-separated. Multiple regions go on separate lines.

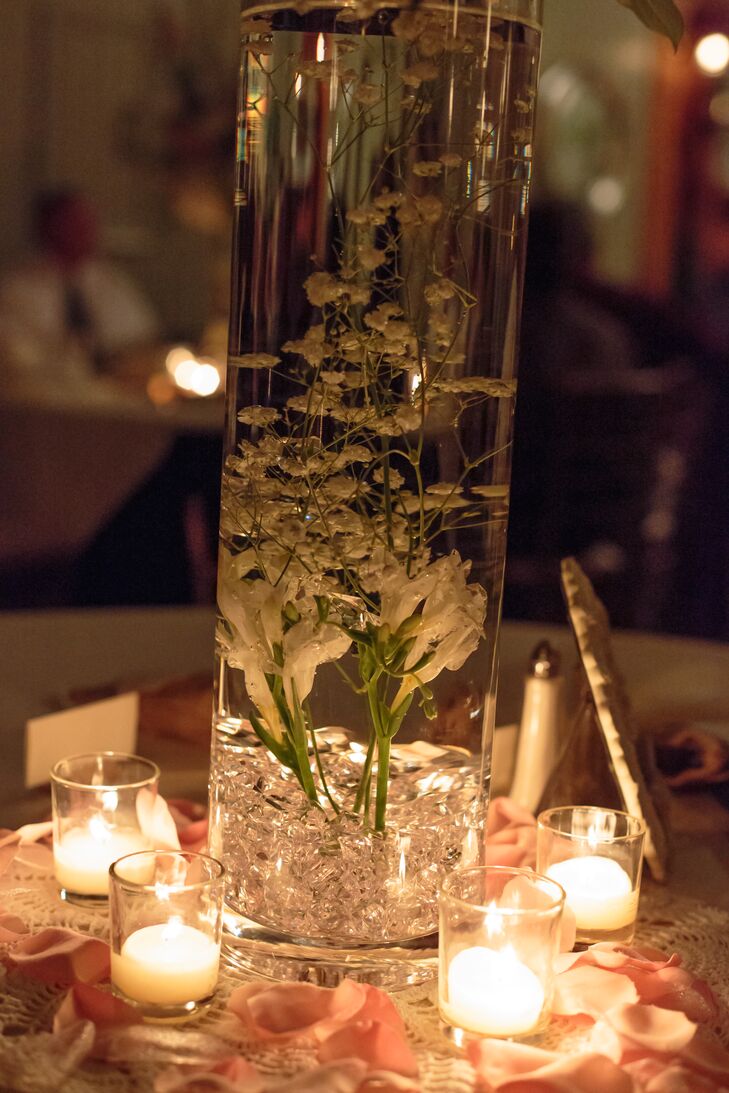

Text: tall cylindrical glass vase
xmin=209 ymin=0 xmax=542 ymax=988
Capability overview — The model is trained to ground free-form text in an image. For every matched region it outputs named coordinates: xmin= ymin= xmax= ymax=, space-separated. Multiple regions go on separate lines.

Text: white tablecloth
xmin=0 ymin=608 xmax=728 ymax=905
xmin=0 ymin=384 xmax=222 ymax=564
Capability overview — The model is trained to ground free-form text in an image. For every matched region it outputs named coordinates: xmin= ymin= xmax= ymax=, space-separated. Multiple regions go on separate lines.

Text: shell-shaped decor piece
xmin=560 ymin=557 xmax=670 ymax=881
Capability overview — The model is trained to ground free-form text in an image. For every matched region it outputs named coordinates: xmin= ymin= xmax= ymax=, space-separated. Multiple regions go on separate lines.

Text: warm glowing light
xmin=586 ymin=810 xmax=617 ymax=850
xmin=316 ymin=33 xmax=325 ymax=62
xmin=695 ymin=33 xmax=729 ymax=76
xmin=709 ymin=89 xmax=729 ymax=125
xmin=111 ymin=922 xmax=219 ymax=1005
xmin=146 ymin=373 xmax=176 ymax=406
xmin=172 ymin=357 xmax=200 ymax=390
xmin=188 ymin=362 xmax=221 ymax=397
xmin=165 ymin=345 xmax=195 ymax=375
xmin=587 ymin=176 xmax=625 ymax=216
xmin=444 ymin=946 xmax=545 ymax=1036
xmin=546 ymin=857 xmax=635 ymax=931
xmin=101 ymin=790 xmax=119 ymax=812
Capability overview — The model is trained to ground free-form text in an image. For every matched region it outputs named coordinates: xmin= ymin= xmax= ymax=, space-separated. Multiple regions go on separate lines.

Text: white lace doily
xmin=2 ymin=859 xmax=728 ymax=1093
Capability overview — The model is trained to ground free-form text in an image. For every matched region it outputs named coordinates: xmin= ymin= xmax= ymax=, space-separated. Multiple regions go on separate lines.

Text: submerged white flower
xmin=304 ymin=272 xmax=345 ymax=307
xmin=432 ymin=377 xmax=516 ymax=397
xmin=282 ymin=325 xmax=332 ymax=366
xmin=373 ymin=466 xmax=405 ymax=489
xmin=237 ymin=406 xmax=280 ymax=427
xmin=365 ymin=551 xmax=486 ymax=709
xmin=231 ymin=352 xmax=281 ymax=369
xmin=401 ymin=60 xmax=439 ymax=88
xmin=412 ymin=160 xmax=443 ymax=178
xmin=219 ymin=549 xmax=352 ymax=741
xmin=354 ymin=82 xmax=381 ymax=106
xmin=357 ymin=244 xmax=388 ymax=271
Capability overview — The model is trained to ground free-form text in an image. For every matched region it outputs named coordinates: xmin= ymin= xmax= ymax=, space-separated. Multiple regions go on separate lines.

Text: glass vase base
xmin=221 ymin=907 xmax=437 ymax=990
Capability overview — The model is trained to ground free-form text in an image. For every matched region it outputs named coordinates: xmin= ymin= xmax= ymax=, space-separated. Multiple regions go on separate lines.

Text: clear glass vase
xmin=208 ymin=0 xmax=542 ymax=988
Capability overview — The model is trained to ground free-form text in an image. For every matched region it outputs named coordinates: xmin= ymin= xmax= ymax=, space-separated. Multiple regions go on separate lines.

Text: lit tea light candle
xmin=51 ymin=753 xmax=160 ymax=904
xmin=442 ymin=945 xmax=545 ymax=1037
xmin=536 ymin=807 xmax=645 ymax=943
xmin=111 ymin=917 xmax=220 ymax=1005
xmin=546 ymin=855 xmax=637 ymax=931
xmin=54 ymin=816 xmax=150 ymax=896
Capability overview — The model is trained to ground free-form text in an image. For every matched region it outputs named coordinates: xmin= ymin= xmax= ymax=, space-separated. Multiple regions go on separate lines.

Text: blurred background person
xmin=0 ymin=188 xmax=158 ymax=387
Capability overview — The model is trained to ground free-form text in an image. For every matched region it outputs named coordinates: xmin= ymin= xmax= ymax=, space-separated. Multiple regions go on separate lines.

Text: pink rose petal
xmin=553 ymin=944 xmax=718 ymax=1026
xmin=625 ymin=1058 xmax=719 ymax=1093
xmin=632 ymin=966 xmax=719 ymax=1024
xmin=136 ymin=789 xmax=181 ymax=851
xmin=344 ymin=983 xmax=405 ymax=1036
xmin=154 ymin=1055 xmax=263 ymax=1093
xmin=555 ymin=944 xmax=675 ymax=976
xmin=485 ymin=798 xmax=537 ymax=869
xmin=0 ymin=820 xmax=53 ymax=849
xmin=7 ymin=927 xmax=110 ymax=985
xmin=228 ymin=979 xmax=397 ymax=1042
xmin=487 ymin=798 xmax=537 ymax=833
xmin=553 ymin=965 xmax=638 ymax=1018
xmin=228 ymin=982 xmax=346 ymax=1039
xmin=468 ymin=1041 xmax=635 ymax=1093
xmin=484 ymin=844 xmax=532 ymax=868
xmin=357 ymin=1073 xmax=420 ymax=1092
xmin=601 ymin=1003 xmax=698 ymax=1058
xmin=54 ymin=983 xmax=139 ymax=1032
xmin=468 ymin=1039 xmax=561 ymax=1083
xmin=679 ymin=1030 xmax=729 ymax=1081
xmin=0 ymin=909 xmax=28 ymax=942
xmin=167 ymin=800 xmax=209 ymax=853
xmin=317 ymin=1020 xmax=418 ymax=1078
xmin=496 ymin=1052 xmax=637 ymax=1092
xmin=177 ymin=819 xmax=209 ymax=853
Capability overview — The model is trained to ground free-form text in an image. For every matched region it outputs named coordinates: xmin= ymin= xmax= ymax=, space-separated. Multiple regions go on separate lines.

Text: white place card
xmin=25 ymin=692 xmax=139 ymax=789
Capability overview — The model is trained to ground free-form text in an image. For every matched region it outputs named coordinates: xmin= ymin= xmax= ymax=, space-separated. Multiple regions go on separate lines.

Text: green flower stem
xmin=288 ymin=688 xmax=321 ymax=807
xmin=353 ymin=733 xmax=376 ymax=817
xmin=310 ymin=725 xmax=341 ymax=815
xmin=375 ymin=733 xmax=391 ymax=834
xmin=354 ymin=676 xmax=385 ymax=820
xmin=292 ymin=732 xmax=320 ymax=806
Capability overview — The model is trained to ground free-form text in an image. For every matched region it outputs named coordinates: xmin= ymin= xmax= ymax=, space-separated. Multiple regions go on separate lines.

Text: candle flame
xmin=484 ymin=899 xmax=502 ymax=940
xmin=586 ymin=811 xmax=617 ymax=851
xmin=101 ymin=790 xmax=119 ymax=812
xmin=316 ymin=33 xmax=325 ymax=62
xmin=88 ymin=814 xmax=113 ymax=844
xmin=161 ymin=916 xmax=184 ymax=942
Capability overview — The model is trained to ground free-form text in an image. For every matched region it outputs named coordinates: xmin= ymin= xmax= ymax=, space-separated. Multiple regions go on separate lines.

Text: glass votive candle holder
xmin=51 ymin=752 xmax=159 ymax=904
xmin=536 ymin=806 xmax=646 ymax=946
xmin=439 ymin=866 xmax=565 ymax=1043
xmin=109 ymin=850 xmax=225 ymax=1022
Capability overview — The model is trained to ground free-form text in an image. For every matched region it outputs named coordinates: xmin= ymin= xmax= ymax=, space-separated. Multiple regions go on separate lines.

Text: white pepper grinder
xmin=510 ymin=642 xmax=565 ymax=813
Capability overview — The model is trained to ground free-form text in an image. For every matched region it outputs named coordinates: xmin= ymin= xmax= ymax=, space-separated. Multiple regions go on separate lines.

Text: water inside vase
xmin=210 ymin=2 xmax=541 ymax=966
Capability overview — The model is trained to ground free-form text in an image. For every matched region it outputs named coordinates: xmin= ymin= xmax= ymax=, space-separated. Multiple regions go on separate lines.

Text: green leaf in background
xmin=616 ymin=0 xmax=684 ymax=50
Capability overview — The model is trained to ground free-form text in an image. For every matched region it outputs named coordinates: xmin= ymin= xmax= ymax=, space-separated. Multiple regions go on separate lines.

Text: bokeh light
xmin=694 ymin=33 xmax=729 ymax=77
